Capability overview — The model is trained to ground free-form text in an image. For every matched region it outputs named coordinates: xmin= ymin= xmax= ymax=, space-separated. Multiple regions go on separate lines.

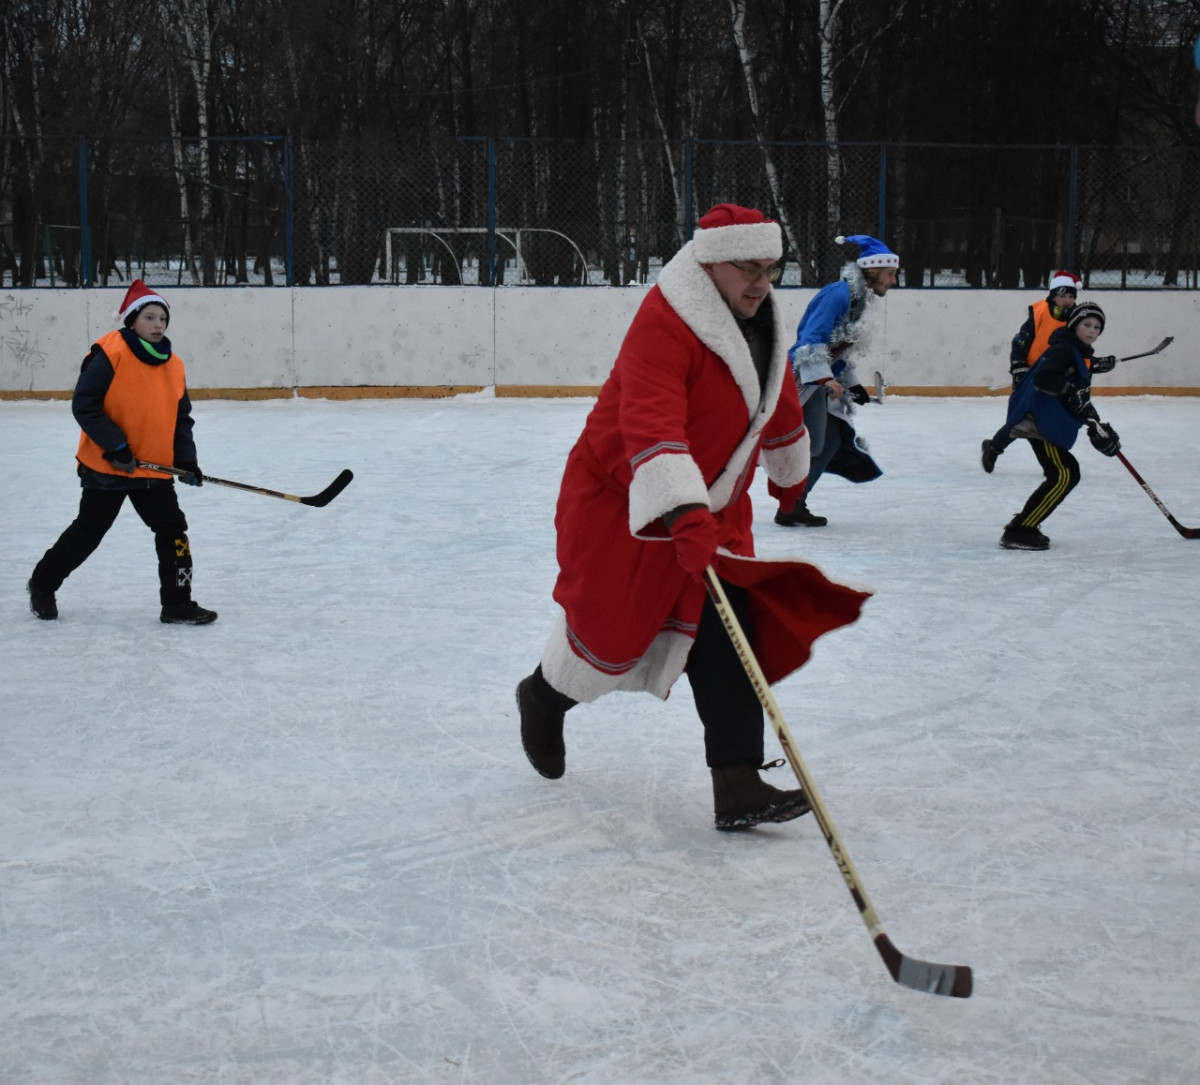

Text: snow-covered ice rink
xmin=3 ymin=392 xmax=1199 ymax=1084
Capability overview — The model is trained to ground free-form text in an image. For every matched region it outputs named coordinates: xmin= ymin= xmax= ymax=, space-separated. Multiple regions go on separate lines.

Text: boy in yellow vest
xmin=28 ymin=281 xmax=217 ymax=624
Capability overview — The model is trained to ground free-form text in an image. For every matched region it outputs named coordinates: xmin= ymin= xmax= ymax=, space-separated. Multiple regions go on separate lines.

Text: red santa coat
xmin=541 ymin=245 xmax=867 ymax=703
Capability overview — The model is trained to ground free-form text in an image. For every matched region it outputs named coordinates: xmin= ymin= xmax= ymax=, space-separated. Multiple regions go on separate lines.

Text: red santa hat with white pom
xmin=1047 ymin=270 xmax=1081 ymax=295
xmin=116 ymin=279 xmax=170 ymax=326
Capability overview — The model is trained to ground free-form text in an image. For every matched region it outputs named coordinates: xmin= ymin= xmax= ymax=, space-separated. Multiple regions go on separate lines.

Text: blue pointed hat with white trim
xmin=836 ymin=234 xmax=899 ymax=269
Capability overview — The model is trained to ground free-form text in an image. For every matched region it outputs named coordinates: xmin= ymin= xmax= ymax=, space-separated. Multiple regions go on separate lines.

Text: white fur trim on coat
xmin=628 ymin=446 xmax=710 ymax=536
xmin=541 ymin=611 xmax=694 ymax=702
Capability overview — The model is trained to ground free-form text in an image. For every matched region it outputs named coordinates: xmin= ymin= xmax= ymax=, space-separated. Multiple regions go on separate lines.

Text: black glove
xmin=103 ymin=444 xmax=136 ymax=473
xmin=1091 ymin=355 xmax=1117 ymax=375
xmin=1009 ymin=359 xmax=1030 ymax=383
xmin=175 ymin=461 xmax=204 ymax=486
xmin=1064 ymin=382 xmax=1092 ymax=418
xmin=1087 ymin=418 xmax=1120 ymax=457
xmin=848 ymin=384 xmax=871 ymax=406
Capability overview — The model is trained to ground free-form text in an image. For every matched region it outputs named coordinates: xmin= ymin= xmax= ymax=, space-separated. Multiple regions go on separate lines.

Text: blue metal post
xmin=284 ymin=136 xmax=295 ymax=286
xmin=684 ymin=140 xmax=694 ymax=240
xmin=79 ymin=137 xmax=92 ymax=287
xmin=878 ymin=143 xmax=887 ymax=240
xmin=1066 ymin=146 xmax=1078 ymax=271
xmin=487 ymin=138 xmax=497 ymax=286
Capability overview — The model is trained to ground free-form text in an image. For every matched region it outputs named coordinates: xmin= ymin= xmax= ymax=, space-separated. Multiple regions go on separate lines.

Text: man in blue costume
xmin=774 ymin=234 xmax=897 ymax=527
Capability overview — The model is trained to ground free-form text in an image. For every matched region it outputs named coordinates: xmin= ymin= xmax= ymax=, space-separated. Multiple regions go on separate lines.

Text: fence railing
xmin=2 ymin=135 xmax=1198 ymax=290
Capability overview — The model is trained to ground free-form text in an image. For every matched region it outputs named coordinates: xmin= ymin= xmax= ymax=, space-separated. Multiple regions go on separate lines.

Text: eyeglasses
xmin=728 ymin=260 xmax=784 ymax=284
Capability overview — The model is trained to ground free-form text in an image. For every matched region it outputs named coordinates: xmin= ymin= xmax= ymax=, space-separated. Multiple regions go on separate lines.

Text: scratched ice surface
xmin=2 ymin=394 xmax=1198 ymax=1084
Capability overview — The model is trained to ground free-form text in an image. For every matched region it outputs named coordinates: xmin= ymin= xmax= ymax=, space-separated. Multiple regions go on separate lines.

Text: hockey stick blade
xmin=1115 ymin=452 xmax=1200 ymax=539
xmin=872 ymin=370 xmax=885 ymax=404
xmin=1119 ymin=336 xmax=1173 ymax=363
xmin=876 ymin=934 xmax=973 ymax=997
xmin=299 ymin=468 xmax=354 ymax=507
xmin=137 ymin=461 xmax=354 ymax=507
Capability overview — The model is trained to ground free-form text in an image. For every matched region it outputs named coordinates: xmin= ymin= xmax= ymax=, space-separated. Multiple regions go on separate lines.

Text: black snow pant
xmin=686 ymin=580 xmax=766 ymax=769
xmin=32 ymin=485 xmax=195 ymax=605
xmin=1014 ymin=439 xmax=1081 ymax=528
xmin=530 ymin=579 xmax=766 ymax=770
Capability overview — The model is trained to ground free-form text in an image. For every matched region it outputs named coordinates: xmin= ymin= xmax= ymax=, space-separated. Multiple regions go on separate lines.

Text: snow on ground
xmin=2 ymin=393 xmax=1199 ymax=1084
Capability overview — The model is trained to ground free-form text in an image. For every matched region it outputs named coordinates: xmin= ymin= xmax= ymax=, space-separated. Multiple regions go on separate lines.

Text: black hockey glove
xmin=1091 ymin=355 xmax=1117 ymax=375
xmin=1009 ymin=359 xmax=1030 ymax=383
xmin=103 ymin=444 xmax=136 ymax=473
xmin=175 ymin=461 xmax=204 ymax=486
xmin=1087 ymin=418 xmax=1120 ymax=457
xmin=1064 ymin=382 xmax=1092 ymax=419
xmin=848 ymin=384 xmax=871 ymax=406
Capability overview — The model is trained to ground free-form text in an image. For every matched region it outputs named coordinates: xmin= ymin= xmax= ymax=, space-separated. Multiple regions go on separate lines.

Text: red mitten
xmin=668 ymin=508 xmax=719 ymax=580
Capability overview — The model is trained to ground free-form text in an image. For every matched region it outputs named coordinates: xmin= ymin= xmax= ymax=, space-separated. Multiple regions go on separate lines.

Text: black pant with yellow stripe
xmin=1013 ymin=439 xmax=1081 ymax=528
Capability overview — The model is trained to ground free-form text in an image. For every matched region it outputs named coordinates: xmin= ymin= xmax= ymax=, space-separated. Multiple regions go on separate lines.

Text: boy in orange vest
xmin=28 ymin=281 xmax=217 ymax=624
xmin=981 ymin=270 xmax=1111 ymax=472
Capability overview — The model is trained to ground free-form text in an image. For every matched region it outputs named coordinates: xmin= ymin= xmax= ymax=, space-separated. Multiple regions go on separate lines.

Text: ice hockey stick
xmin=137 ymin=461 xmax=353 ymax=507
xmin=1114 ymin=451 xmax=1200 ymax=539
xmin=704 ymin=567 xmax=974 ymax=998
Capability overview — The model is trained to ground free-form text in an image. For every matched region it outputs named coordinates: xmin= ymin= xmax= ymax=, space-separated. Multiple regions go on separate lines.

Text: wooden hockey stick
xmin=703 ymin=567 xmax=973 ymax=997
xmin=137 ymin=461 xmax=353 ymax=507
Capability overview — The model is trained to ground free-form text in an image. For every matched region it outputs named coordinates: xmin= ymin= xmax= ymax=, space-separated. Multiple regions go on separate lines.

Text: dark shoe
xmin=27 ymin=579 xmax=58 ymax=620
xmin=981 ymin=439 xmax=1002 ymax=474
xmin=516 ymin=676 xmax=566 ymax=779
xmin=160 ymin=601 xmax=218 ymax=624
xmin=999 ymin=522 xmax=1050 ymax=551
xmin=774 ymin=498 xmax=827 ymax=528
xmin=712 ymin=762 xmax=811 ymax=831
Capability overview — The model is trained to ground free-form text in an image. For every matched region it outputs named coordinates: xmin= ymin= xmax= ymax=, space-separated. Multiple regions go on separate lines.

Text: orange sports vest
xmin=1025 ymin=299 xmax=1067 ymax=368
xmin=76 ymin=329 xmax=186 ymax=479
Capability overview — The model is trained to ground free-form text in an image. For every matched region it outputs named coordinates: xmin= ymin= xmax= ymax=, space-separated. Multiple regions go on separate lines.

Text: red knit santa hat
xmin=1047 ymin=270 xmax=1081 ymax=294
xmin=117 ymin=280 xmax=170 ymax=326
xmin=692 ymin=203 xmax=781 ymax=264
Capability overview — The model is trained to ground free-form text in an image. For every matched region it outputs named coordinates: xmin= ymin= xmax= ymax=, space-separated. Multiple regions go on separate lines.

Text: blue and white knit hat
xmin=835 ymin=234 xmax=899 ymax=269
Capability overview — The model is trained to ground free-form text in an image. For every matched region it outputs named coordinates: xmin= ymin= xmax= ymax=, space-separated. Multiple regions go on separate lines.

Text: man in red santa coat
xmin=515 ymin=203 xmax=870 ymax=831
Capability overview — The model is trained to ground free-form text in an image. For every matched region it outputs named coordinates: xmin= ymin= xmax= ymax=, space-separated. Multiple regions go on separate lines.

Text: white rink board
xmin=3 ymin=285 xmax=1198 ymax=393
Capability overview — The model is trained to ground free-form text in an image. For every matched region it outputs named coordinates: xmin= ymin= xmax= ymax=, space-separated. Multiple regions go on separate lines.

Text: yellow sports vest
xmin=76 ymin=329 xmax=186 ymax=479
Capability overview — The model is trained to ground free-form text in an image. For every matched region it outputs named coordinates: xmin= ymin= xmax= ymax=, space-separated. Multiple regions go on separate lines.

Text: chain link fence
xmin=3 ymin=134 xmax=1199 ymax=290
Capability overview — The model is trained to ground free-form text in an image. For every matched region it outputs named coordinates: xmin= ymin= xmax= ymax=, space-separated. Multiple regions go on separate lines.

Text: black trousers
xmin=534 ymin=578 xmax=766 ymax=770
xmin=1015 ymin=439 xmax=1081 ymax=527
xmin=32 ymin=485 xmax=194 ymax=605
xmin=685 ymin=580 xmax=765 ymax=768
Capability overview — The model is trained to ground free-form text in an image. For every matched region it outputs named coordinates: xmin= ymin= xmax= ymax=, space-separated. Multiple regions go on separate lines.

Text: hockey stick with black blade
xmin=1111 ymin=450 xmax=1200 ymax=539
xmin=137 ymin=461 xmax=354 ymax=507
xmin=872 ymin=370 xmax=885 ymax=404
xmin=703 ymin=567 xmax=973 ymax=998
xmin=988 ymin=336 xmax=1176 ymax=391
xmin=1117 ymin=335 xmax=1173 ymax=363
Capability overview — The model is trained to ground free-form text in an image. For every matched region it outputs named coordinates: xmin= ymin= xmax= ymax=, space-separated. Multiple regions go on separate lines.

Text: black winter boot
xmin=27 ymin=579 xmax=58 ymax=620
xmin=516 ymin=675 xmax=567 ymax=779
xmin=774 ymin=497 xmax=827 ymax=528
xmin=160 ymin=600 xmax=218 ymax=624
xmin=980 ymin=439 xmax=1002 ymax=474
xmin=712 ymin=762 xmax=811 ymax=831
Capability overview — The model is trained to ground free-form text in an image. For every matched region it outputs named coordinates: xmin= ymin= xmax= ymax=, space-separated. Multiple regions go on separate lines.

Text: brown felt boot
xmin=516 ymin=676 xmax=566 ymax=779
xmin=712 ymin=762 xmax=811 ymax=831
